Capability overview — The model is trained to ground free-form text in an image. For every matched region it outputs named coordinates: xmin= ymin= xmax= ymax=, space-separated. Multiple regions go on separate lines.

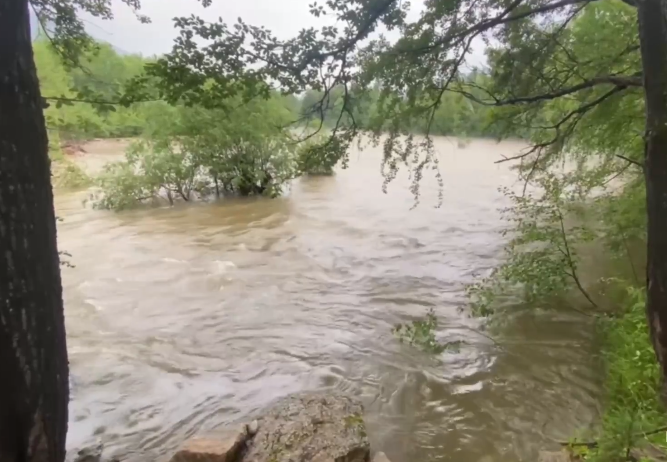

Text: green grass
xmin=571 ymin=285 xmax=666 ymax=462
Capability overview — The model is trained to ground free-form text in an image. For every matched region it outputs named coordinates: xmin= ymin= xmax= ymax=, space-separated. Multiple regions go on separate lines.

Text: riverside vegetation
xmin=38 ymin=39 xmax=512 ymax=206
xmin=2 ymin=0 xmax=666 ymax=461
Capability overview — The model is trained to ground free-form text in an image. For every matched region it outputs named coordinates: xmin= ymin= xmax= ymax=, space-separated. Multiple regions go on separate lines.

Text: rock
xmin=170 ymin=426 xmax=250 ymax=462
xmin=538 ymin=450 xmax=571 ymax=462
xmin=242 ymin=391 xmax=370 ymax=462
xmin=246 ymin=420 xmax=259 ymax=437
xmin=372 ymin=451 xmax=392 ymax=462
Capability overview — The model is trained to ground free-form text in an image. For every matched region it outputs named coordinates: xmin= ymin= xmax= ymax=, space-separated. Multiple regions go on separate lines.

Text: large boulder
xmin=242 ymin=391 xmax=370 ymax=462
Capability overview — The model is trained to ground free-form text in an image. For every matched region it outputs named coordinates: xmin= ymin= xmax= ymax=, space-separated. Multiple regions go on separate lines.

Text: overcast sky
xmin=82 ymin=0 xmax=325 ymax=56
xmin=79 ymin=0 xmax=486 ymax=66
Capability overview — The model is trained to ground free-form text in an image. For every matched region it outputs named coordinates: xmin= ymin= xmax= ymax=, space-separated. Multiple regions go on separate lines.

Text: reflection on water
xmin=57 ymin=137 xmax=601 ymax=462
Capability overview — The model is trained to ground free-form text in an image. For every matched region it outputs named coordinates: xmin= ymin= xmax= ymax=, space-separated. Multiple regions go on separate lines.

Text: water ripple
xmin=57 ymin=138 xmax=600 ymax=462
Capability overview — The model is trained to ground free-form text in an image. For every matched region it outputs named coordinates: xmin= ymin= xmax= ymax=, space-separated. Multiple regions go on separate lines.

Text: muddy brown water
xmin=56 ymin=137 xmax=601 ymax=462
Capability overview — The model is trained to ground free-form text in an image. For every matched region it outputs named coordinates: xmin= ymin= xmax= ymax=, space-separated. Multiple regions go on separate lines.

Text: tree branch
xmin=495 ymin=85 xmax=629 ymax=164
xmin=459 ymin=73 xmax=642 ymax=108
xmin=43 ymin=96 xmax=161 ymax=105
xmin=426 ymin=34 xmax=477 ymax=135
xmin=602 ymin=162 xmax=632 ymax=186
xmin=299 ymin=0 xmax=398 ymax=64
xmin=395 ymin=0 xmax=597 ymax=56
xmin=616 ymin=154 xmax=643 ymax=168
xmin=557 ymin=208 xmax=599 ymax=309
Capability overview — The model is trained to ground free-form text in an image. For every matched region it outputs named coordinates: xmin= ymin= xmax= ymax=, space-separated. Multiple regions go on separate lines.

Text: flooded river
xmin=56 ymin=137 xmax=601 ymax=462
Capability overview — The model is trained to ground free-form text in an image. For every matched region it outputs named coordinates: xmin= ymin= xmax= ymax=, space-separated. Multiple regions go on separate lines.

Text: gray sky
xmin=84 ymin=0 xmax=486 ymax=66
xmin=85 ymin=0 xmax=343 ymax=56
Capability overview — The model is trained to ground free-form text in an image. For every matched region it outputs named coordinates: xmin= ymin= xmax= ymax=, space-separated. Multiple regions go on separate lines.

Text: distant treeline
xmin=297 ymin=76 xmax=528 ymax=139
xmin=35 ymin=36 xmax=525 ymax=143
xmin=34 ymin=39 xmax=300 ymax=141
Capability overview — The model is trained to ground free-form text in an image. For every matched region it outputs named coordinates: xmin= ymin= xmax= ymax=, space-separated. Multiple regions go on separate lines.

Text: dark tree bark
xmin=0 ymin=1 xmax=69 ymax=462
xmin=637 ymin=0 xmax=667 ymax=396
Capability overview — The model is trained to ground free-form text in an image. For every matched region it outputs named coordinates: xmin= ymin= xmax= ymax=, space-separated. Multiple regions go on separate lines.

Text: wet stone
xmin=242 ymin=391 xmax=370 ymax=462
xmin=170 ymin=426 xmax=250 ymax=462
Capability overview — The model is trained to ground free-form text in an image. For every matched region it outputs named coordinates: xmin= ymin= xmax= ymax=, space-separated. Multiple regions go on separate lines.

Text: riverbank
xmin=563 ymin=286 xmax=665 ymax=462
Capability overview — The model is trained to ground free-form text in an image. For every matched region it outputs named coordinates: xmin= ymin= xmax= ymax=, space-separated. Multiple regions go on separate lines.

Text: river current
xmin=56 ymin=137 xmax=601 ymax=462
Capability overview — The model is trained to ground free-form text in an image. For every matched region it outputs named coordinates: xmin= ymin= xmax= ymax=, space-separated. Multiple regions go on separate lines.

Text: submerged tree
xmin=93 ymin=96 xmax=300 ymax=210
xmin=150 ymin=0 xmax=667 ymax=389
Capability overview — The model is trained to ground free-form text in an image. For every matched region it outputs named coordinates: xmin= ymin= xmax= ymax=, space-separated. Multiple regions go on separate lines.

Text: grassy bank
xmin=569 ymin=285 xmax=665 ymax=462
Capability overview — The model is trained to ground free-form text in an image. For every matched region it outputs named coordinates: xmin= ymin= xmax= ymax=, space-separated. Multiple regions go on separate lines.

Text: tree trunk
xmin=214 ymin=174 xmax=220 ymax=198
xmin=637 ymin=0 xmax=667 ymax=397
xmin=0 ymin=1 xmax=69 ymax=462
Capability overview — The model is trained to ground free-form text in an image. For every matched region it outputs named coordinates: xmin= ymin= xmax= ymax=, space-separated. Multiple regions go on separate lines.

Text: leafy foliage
xmin=30 ymin=0 xmax=149 ymax=68
xmin=99 ymin=141 xmax=207 ymax=210
xmin=393 ymin=308 xmax=463 ymax=354
xmin=467 ymin=172 xmax=602 ymax=316
xmin=566 ymin=286 xmax=666 ymax=462
xmin=142 ymin=0 xmax=643 ymax=206
xmin=92 ymin=97 xmax=302 ymax=210
xmin=34 ymin=39 xmax=167 ymax=140
xmin=295 ymin=135 xmax=341 ymax=176
xmin=595 ymin=286 xmax=662 ymax=460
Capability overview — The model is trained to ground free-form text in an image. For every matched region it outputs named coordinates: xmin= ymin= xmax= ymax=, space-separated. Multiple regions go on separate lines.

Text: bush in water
xmin=93 ymin=143 xmax=201 ymax=210
xmin=393 ymin=308 xmax=463 ymax=354
xmin=296 ymin=134 xmax=341 ymax=176
xmin=92 ymin=97 xmax=314 ymax=210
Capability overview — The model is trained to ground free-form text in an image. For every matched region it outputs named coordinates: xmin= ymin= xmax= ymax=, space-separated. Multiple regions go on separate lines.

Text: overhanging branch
xmin=425 ymin=34 xmax=478 ymax=135
xmin=43 ymin=96 xmax=161 ymax=105
xmin=616 ymin=154 xmax=643 ymax=168
xmin=395 ymin=0 xmax=598 ymax=56
xmin=298 ymin=0 xmax=398 ymax=65
xmin=495 ymin=85 xmax=629 ymax=164
xmin=457 ymin=73 xmax=642 ymax=108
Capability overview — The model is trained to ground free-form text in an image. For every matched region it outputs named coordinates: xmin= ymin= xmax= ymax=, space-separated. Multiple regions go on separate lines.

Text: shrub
xmin=295 ymin=135 xmax=340 ymax=176
xmin=392 ymin=308 xmax=463 ymax=354
xmin=92 ymin=99 xmax=300 ymax=210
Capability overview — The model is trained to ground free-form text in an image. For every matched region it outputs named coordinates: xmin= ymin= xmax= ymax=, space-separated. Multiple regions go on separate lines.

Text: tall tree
xmin=151 ymin=0 xmax=667 ymax=389
xmin=0 ymin=1 xmax=68 ymax=461
xmin=636 ymin=0 xmax=667 ymax=395
xmin=0 ymin=1 xmax=149 ymax=460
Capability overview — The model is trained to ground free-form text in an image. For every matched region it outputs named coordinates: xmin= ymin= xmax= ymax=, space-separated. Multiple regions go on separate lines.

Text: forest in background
xmin=298 ymin=75 xmax=527 ymax=139
xmin=35 ymin=39 xmax=158 ymax=140
xmin=35 ymin=37 xmax=518 ymax=147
